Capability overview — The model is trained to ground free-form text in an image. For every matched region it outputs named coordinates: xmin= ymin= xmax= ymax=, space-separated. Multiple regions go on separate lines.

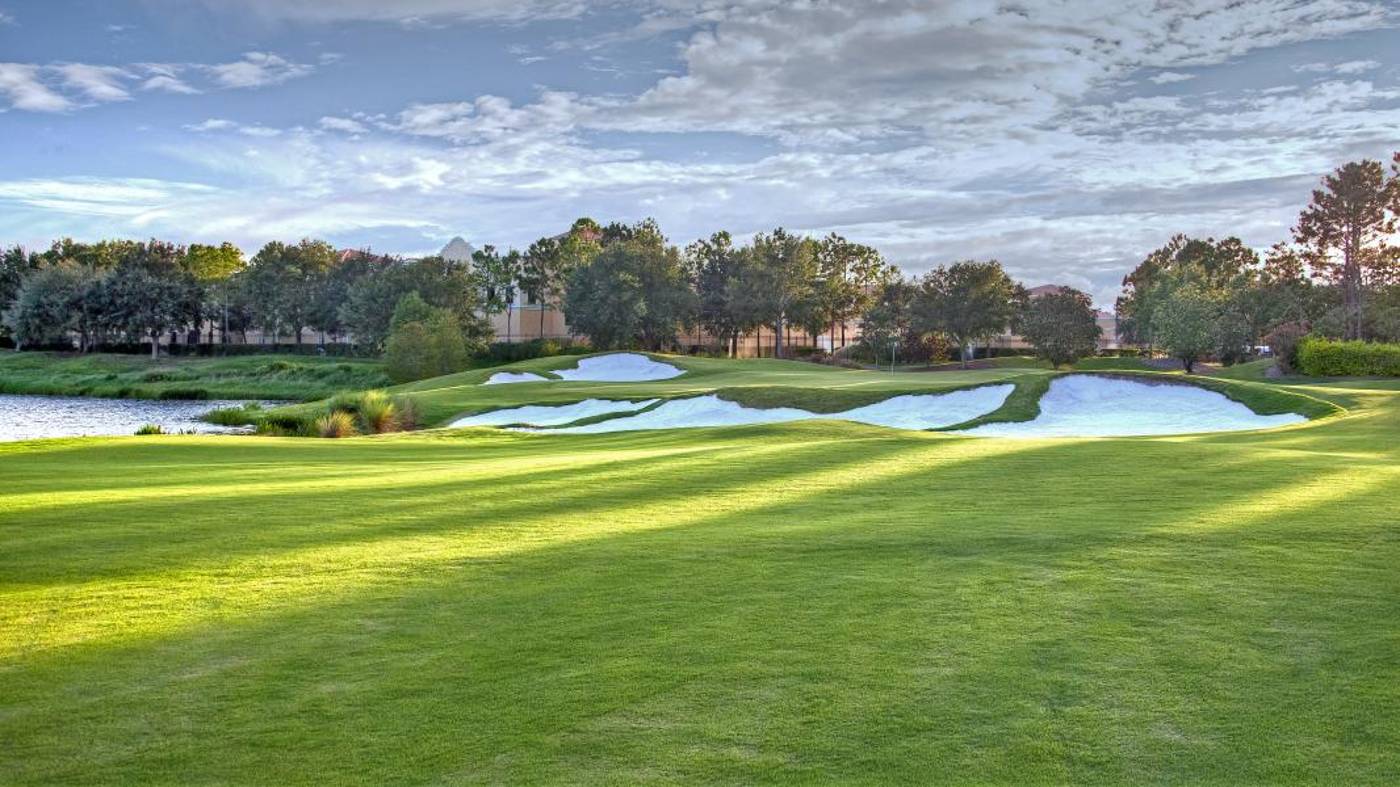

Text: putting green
xmin=1 ymin=360 xmax=1396 ymax=783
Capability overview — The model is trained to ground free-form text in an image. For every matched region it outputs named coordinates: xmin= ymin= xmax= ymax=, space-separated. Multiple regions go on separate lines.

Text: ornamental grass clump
xmin=355 ymin=390 xmax=399 ymax=434
xmin=315 ymin=411 xmax=358 ymax=438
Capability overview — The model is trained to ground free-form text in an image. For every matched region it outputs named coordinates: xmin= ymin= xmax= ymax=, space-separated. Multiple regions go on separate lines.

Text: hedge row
xmin=1297 ymin=338 xmax=1400 ymax=377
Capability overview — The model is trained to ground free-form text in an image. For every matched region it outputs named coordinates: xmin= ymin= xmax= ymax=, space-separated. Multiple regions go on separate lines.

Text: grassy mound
xmin=0 ymin=351 xmax=388 ymax=401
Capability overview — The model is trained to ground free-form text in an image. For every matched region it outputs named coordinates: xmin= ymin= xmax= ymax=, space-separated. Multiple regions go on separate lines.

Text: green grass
xmin=2 ymin=360 xmax=1398 ymax=783
xmin=0 ymin=351 xmax=389 ymax=401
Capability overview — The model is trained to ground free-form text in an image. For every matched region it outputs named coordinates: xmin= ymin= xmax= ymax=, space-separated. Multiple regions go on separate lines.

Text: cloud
xmin=205 ymin=52 xmax=314 ymax=89
xmin=0 ymin=52 xmax=310 ymax=112
xmin=185 ymin=118 xmax=237 ymax=132
xmin=320 ymin=116 xmax=368 ymax=134
xmin=1148 ymin=72 xmax=1196 ymax=84
xmin=0 ymin=10 xmax=14 ymax=25
xmin=198 ymin=0 xmax=590 ymax=25
xmin=141 ymin=74 xmax=200 ymax=94
xmin=0 ymin=177 xmax=219 ymax=218
xmin=8 ymin=0 xmax=1400 ymax=308
xmin=54 ymin=63 xmax=133 ymax=103
xmin=0 ymin=63 xmax=72 ymax=112
xmin=1293 ymin=59 xmax=1381 ymax=74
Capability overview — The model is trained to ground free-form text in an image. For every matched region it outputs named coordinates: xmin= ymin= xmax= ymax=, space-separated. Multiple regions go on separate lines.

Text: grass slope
xmin=0 ymin=351 xmax=388 ymax=401
xmin=2 ymin=364 xmax=1397 ymax=783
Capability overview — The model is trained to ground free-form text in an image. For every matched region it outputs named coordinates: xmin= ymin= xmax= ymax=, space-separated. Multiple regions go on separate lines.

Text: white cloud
xmin=1294 ymin=59 xmax=1381 ymax=74
xmin=205 ymin=52 xmax=314 ymax=89
xmin=54 ymin=63 xmax=133 ymax=103
xmin=7 ymin=0 xmax=1399 ymax=307
xmin=210 ymin=0 xmax=589 ymax=24
xmin=0 ymin=10 xmax=14 ymax=25
xmin=0 ymin=177 xmax=219 ymax=218
xmin=141 ymin=74 xmax=200 ymax=94
xmin=0 ymin=63 xmax=72 ymax=112
xmin=1148 ymin=71 xmax=1196 ymax=84
xmin=320 ymin=116 xmax=368 ymax=134
xmin=0 ymin=52 xmax=311 ymax=112
xmin=185 ymin=118 xmax=237 ymax=132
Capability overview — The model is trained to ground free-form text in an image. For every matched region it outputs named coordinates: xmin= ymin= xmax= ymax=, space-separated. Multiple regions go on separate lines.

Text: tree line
xmin=0 ymin=237 xmax=494 ymax=358
xmin=3 ymin=151 xmax=1395 ymax=374
xmin=1115 ymin=152 xmax=1400 ymax=372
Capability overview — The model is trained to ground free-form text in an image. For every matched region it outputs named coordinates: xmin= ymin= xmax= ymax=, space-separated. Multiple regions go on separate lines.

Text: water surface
xmin=0 ymin=394 xmax=262 ymax=442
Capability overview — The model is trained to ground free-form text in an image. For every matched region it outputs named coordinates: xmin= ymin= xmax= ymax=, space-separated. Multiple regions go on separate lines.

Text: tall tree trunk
xmin=150 ymin=331 xmax=160 ymax=359
xmin=506 ymin=304 xmax=513 ymax=343
xmin=773 ymin=319 xmax=783 ymax=358
xmin=540 ymin=304 xmax=546 ymax=340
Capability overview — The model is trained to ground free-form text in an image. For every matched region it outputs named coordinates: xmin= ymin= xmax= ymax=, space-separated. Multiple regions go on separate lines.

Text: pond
xmin=0 ymin=394 xmax=265 ymax=442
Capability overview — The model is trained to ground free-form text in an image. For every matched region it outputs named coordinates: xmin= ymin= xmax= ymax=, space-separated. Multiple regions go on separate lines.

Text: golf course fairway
xmin=2 ymin=359 xmax=1397 ymax=783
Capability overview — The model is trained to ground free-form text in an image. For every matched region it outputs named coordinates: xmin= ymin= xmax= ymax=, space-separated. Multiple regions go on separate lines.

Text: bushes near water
xmin=1297 ymin=337 xmax=1400 ymax=377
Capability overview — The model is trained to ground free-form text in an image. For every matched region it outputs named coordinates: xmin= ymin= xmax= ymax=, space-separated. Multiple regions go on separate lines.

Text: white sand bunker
xmin=554 ymin=353 xmax=684 ymax=382
xmin=540 ymin=384 xmax=1014 ymax=434
xmin=483 ymin=371 xmax=550 ymax=385
xmin=962 ymin=375 xmax=1305 ymax=438
xmin=450 ymin=398 xmax=658 ymax=428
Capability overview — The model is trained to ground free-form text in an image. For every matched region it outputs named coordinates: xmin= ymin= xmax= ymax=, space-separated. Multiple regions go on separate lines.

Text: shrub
xmin=259 ymin=412 xmax=314 ymax=436
xmin=385 ymin=304 xmax=472 ymax=383
xmin=1296 ymin=337 xmax=1400 ymax=377
xmin=134 ymin=423 xmax=165 ymax=435
xmin=1265 ymin=321 xmax=1310 ymax=373
xmin=315 ymin=411 xmax=358 ymax=438
xmin=394 ymin=396 xmax=420 ymax=431
xmin=355 ymin=390 xmax=399 ymax=434
xmin=482 ymin=338 xmax=588 ymax=363
xmin=205 ymin=403 xmax=263 ymax=426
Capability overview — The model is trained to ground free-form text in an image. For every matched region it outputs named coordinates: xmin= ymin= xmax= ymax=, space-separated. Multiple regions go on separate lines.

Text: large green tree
xmin=184 ymin=242 xmax=245 ymax=344
xmin=563 ymin=231 xmax=696 ymax=350
xmin=685 ymin=231 xmax=752 ymax=357
xmin=0 ymin=245 xmax=42 ymax=343
xmin=520 ymin=218 xmax=603 ymax=339
xmin=1151 ymin=284 xmax=1221 ymax=374
xmin=1021 ymin=288 xmax=1102 ymax=367
xmin=339 ymin=255 xmax=489 ymax=352
xmin=732 ymin=229 xmax=816 ymax=358
xmin=2 ymin=262 xmax=87 ymax=350
xmin=808 ymin=234 xmax=893 ymax=351
xmin=1293 ymin=156 xmax=1399 ymax=340
xmin=914 ymin=260 xmax=1019 ymax=368
xmin=858 ymin=278 xmax=917 ymax=367
xmin=241 ymin=240 xmax=338 ymax=346
xmin=473 ymin=245 xmax=522 ymax=343
xmin=1116 ymin=235 xmax=1258 ymax=351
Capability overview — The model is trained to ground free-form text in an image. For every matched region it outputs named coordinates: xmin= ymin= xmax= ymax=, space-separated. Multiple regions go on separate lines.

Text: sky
xmin=1 ymin=1 xmax=1398 ymax=306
